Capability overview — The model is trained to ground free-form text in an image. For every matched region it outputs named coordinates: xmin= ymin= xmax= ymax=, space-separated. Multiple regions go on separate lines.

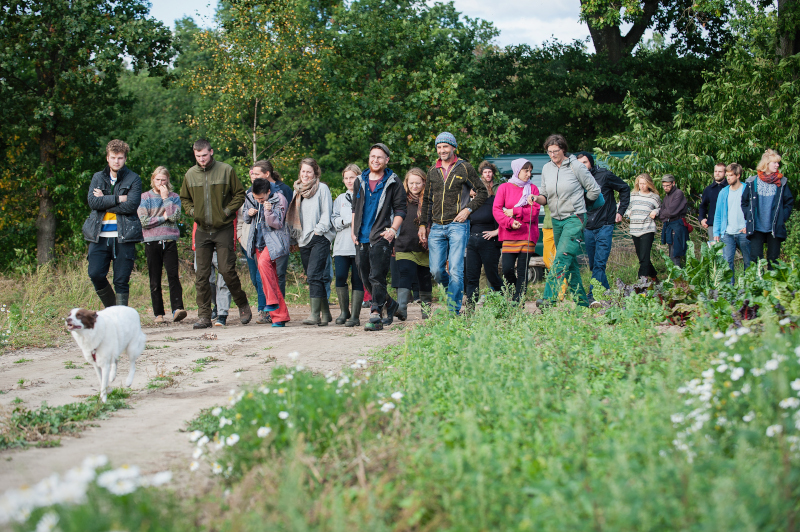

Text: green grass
xmin=64 ymin=360 xmax=79 ymax=369
xmin=0 ymin=388 xmax=130 ymax=449
xmin=12 ymin=358 xmax=31 ymax=364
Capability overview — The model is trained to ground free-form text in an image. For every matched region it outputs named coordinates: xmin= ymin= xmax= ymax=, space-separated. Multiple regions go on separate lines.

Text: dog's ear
xmin=75 ymin=309 xmax=98 ymax=329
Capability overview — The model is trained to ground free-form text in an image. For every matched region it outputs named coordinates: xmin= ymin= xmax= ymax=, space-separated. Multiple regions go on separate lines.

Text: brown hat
xmin=661 ymin=174 xmax=676 ymax=183
xmin=370 ymin=143 xmax=391 ymax=158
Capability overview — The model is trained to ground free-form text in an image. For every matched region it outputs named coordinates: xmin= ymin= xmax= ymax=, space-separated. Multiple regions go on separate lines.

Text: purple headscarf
xmin=508 ymin=158 xmax=533 ymax=208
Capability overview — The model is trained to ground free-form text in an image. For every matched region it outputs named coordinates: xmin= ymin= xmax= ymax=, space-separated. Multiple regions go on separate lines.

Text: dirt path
xmin=0 ymin=304 xmax=417 ymax=490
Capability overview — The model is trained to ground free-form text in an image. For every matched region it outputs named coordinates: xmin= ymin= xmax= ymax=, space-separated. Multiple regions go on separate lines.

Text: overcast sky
xmin=148 ymin=0 xmax=594 ymax=49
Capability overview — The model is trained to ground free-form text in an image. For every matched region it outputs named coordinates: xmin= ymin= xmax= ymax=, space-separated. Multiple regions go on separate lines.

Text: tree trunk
xmin=36 ymin=130 xmax=56 ymax=265
xmin=777 ymin=0 xmax=800 ymax=58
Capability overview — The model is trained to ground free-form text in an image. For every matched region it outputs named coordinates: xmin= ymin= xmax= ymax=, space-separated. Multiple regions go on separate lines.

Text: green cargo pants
xmin=195 ymin=223 xmax=249 ymax=319
xmin=543 ymin=214 xmax=589 ymax=307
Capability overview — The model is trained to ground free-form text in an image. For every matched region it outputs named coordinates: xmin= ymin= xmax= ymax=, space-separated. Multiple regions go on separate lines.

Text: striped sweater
xmin=137 ymin=190 xmax=182 ymax=242
xmin=625 ymin=192 xmax=661 ymax=236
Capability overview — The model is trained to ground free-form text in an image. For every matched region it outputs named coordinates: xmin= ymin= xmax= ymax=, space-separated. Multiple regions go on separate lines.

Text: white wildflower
xmin=196 ymin=435 xmax=210 ymax=447
xmin=288 ymin=351 xmax=300 ymax=361
xmin=189 ymin=430 xmax=204 ymax=442
xmin=285 ymin=374 xmax=293 ymax=380
xmin=765 ymin=359 xmax=780 ymax=371
xmin=732 ymin=354 xmax=742 ymax=362
xmin=751 ymin=368 xmax=765 ymax=377
xmin=736 ymin=327 xmax=751 ymax=336
xmin=780 ymin=397 xmax=800 ymax=409
xmin=731 ymin=367 xmax=744 ymax=381
xmin=259 ymin=386 xmax=270 ymax=394
xmin=713 ymin=331 xmax=725 ymax=339
xmin=743 ymin=411 xmax=755 ymax=422
xmin=677 ymin=386 xmax=688 ymax=394
xmin=391 ymin=391 xmax=404 ymax=401
xmin=295 ymin=364 xmax=305 ymax=371
xmin=34 ymin=511 xmax=58 ymax=532
xmin=381 ymin=402 xmax=395 ymax=413
xmin=766 ymin=424 xmax=783 ymax=437
xmin=716 ymin=417 xmax=728 ymax=426
xmin=701 ymin=369 xmax=715 ymax=379
xmin=742 ymin=383 xmax=751 ymax=394
xmin=218 ymin=416 xmax=233 ymax=428
xmin=211 ymin=407 xmax=222 ymax=417
xmin=716 ymin=364 xmax=728 ymax=373
xmin=82 ymin=455 xmax=109 ymax=470
xmin=212 ymin=440 xmax=225 ymax=451
xmin=143 ymin=471 xmax=172 ymax=487
xmin=278 ymin=411 xmax=289 ymax=420
xmin=670 ymin=413 xmax=685 ymax=424
xmin=257 ymin=426 xmax=272 ymax=438
xmin=192 ymin=448 xmax=203 ymax=459
xmin=791 ymin=379 xmax=800 ymax=391
xmin=779 ymin=318 xmax=791 ymax=326
xmin=212 ymin=462 xmax=223 ymax=475
xmin=795 ymin=345 xmax=800 ymax=357
xmin=225 ymin=434 xmax=240 ymax=446
xmin=190 ymin=461 xmax=200 ymax=472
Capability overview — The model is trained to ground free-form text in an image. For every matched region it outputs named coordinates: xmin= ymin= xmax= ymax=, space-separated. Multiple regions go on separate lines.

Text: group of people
xmin=82 ymin=136 xmax=794 ymax=329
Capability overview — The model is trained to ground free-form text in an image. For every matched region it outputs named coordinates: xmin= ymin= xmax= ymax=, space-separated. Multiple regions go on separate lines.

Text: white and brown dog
xmin=65 ymin=306 xmax=146 ymax=402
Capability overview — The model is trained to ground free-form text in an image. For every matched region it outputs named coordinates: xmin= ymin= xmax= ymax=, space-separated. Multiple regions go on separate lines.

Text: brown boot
xmin=239 ymin=305 xmax=252 ymax=325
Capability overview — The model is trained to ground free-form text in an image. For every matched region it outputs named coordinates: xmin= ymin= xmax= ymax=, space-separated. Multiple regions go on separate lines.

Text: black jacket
xmin=699 ymin=180 xmax=726 ymax=224
xmin=741 ymin=175 xmax=794 ymax=240
xmin=584 ymin=166 xmax=630 ymax=230
xmin=351 ymin=169 xmax=407 ymax=246
xmin=82 ymin=165 xmax=143 ymax=243
xmin=395 ymin=199 xmax=425 ymax=253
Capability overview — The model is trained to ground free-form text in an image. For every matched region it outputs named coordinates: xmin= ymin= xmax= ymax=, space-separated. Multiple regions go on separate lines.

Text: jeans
xmin=502 ymin=251 xmax=531 ymax=302
xmin=356 ymin=239 xmax=393 ymax=312
xmin=87 ymin=237 xmax=137 ymax=295
xmin=300 ymin=235 xmax=331 ymax=299
xmin=195 ymin=224 xmax=248 ymax=320
xmin=334 ymin=255 xmax=364 ymax=291
xmin=144 ymin=240 xmax=184 ymax=316
xmin=395 ymin=259 xmax=432 ymax=291
xmin=632 ymin=233 xmax=657 ymax=278
xmin=428 ymin=221 xmax=469 ymax=312
xmin=465 ymin=233 xmax=502 ymax=304
xmin=276 ymin=254 xmax=289 ymax=296
xmin=584 ymin=224 xmax=614 ymax=292
xmin=722 ymin=232 xmax=751 ymax=283
xmin=748 ymin=231 xmax=782 ymax=269
xmin=242 ymin=244 xmax=266 ymax=312
xmin=256 ymin=247 xmax=290 ymax=322
xmin=324 ymin=253 xmax=333 ymax=300
xmin=543 ymin=215 xmax=588 ymax=307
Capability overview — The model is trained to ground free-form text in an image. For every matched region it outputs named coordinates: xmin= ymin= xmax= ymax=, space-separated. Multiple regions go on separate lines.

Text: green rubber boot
xmin=302 ymin=298 xmax=322 ymax=325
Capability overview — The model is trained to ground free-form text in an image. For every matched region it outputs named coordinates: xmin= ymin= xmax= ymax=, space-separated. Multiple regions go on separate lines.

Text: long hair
xmin=404 ymin=167 xmax=427 ymax=222
xmin=252 ymin=159 xmax=283 ymax=182
xmin=633 ymin=172 xmax=657 ymax=194
xmin=756 ymin=149 xmax=781 ymax=173
xmin=150 ymin=166 xmax=172 ymax=192
xmin=477 ymin=160 xmax=499 ymax=195
xmin=299 ymin=157 xmax=321 ymax=179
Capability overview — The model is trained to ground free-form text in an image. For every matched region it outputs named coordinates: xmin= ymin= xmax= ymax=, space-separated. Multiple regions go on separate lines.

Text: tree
xmin=184 ymin=0 xmax=327 ymax=166
xmin=0 ymin=0 xmax=174 ymax=264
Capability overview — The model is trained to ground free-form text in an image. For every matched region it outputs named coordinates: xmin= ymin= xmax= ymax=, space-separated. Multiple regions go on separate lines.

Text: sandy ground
xmin=0 ymin=303 xmax=419 ymax=491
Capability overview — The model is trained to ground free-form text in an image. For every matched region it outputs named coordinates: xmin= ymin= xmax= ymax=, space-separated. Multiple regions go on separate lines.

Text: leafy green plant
xmin=12 ymin=358 xmax=31 ymax=364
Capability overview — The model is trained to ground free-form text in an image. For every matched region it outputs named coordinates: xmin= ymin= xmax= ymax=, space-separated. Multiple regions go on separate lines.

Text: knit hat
xmin=435 ymin=132 xmax=457 ymax=149
xmin=575 ymin=151 xmax=595 ymax=168
xmin=661 ymin=174 xmax=676 ymax=183
xmin=370 ymin=142 xmax=391 ymax=158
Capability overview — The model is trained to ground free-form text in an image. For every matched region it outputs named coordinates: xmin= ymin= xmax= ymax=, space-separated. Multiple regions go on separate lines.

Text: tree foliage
xmin=0 ymin=0 xmax=174 ymax=263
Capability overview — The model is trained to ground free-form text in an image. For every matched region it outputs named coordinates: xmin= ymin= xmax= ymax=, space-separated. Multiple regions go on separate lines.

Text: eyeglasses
xmin=546 ymin=148 xmax=562 ymax=155
xmin=369 ymin=155 xmax=386 ymax=161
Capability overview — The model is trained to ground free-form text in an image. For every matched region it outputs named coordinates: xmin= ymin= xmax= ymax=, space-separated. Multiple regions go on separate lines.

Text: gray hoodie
xmin=540 ymin=154 xmax=601 ymax=221
xmin=331 ymin=192 xmax=356 ymax=257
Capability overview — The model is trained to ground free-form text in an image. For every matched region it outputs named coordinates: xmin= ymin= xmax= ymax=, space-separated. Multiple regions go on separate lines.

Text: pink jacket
xmin=493 ymin=182 xmax=541 ymax=243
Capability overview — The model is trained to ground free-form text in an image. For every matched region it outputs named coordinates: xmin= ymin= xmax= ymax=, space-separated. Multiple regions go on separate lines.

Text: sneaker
xmin=271 ymin=321 xmax=285 ymax=328
xmin=214 ymin=315 xmax=227 ymax=327
xmin=364 ymin=321 xmax=383 ymax=332
xmin=255 ymin=310 xmax=271 ymax=324
xmin=211 ymin=306 xmax=218 ymax=320
xmin=362 ymin=301 xmax=371 ymax=309
xmin=154 ymin=315 xmax=165 ymax=324
xmin=368 ymin=311 xmax=382 ymax=324
xmin=589 ymin=299 xmax=603 ymax=309
xmin=173 ymin=309 xmax=187 ymax=323
xmin=193 ymin=317 xmax=212 ymax=329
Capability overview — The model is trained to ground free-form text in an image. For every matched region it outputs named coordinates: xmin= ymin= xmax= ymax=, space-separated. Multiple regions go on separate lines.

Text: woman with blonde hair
xmin=624 ymin=173 xmax=661 ymax=279
xmin=137 ymin=166 xmax=186 ymax=323
xmin=393 ymin=167 xmax=433 ymax=319
xmin=741 ymin=149 xmax=794 ymax=268
xmin=331 ymin=163 xmax=365 ymax=326
xmin=286 ymin=157 xmax=335 ymax=325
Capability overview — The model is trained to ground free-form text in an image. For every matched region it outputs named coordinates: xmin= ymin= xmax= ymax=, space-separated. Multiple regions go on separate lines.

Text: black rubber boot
xmin=335 ymin=287 xmax=350 ymax=325
xmin=303 ymin=298 xmax=322 ymax=325
xmin=345 ymin=290 xmax=363 ymax=327
xmin=420 ymin=291 xmax=433 ymax=319
xmin=96 ymin=285 xmax=116 ymax=308
xmin=395 ymin=288 xmax=410 ymax=321
xmin=319 ymin=298 xmax=332 ymax=326
xmin=115 ymin=292 xmax=128 ymax=307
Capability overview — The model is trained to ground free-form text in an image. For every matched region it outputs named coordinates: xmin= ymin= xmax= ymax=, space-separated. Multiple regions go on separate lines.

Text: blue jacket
xmin=740 ymin=175 xmax=794 ymax=240
xmin=712 ymin=184 xmax=746 ymax=238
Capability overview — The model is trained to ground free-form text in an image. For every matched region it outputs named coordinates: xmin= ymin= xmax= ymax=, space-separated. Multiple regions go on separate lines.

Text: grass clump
xmin=0 ymin=388 xmax=130 ymax=449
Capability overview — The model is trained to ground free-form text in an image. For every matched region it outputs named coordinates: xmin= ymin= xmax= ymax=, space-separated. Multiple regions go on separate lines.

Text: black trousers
xmin=300 ymin=235 xmax=331 ymax=299
xmin=395 ymin=258 xmax=432 ymax=291
xmin=144 ymin=240 xmax=184 ymax=316
xmin=87 ymin=237 xmax=137 ymax=295
xmin=748 ymin=231 xmax=782 ymax=269
xmin=632 ymin=233 xmax=657 ymax=278
xmin=195 ymin=224 xmax=248 ymax=319
xmin=465 ymin=233 xmax=502 ymax=303
xmin=502 ymin=251 xmax=531 ymax=302
xmin=356 ymin=239 xmax=393 ymax=312
xmin=334 ymin=255 xmax=364 ymax=291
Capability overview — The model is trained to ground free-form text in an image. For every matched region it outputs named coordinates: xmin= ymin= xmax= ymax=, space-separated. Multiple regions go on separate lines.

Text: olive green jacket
xmin=180 ymin=158 xmax=245 ymax=233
